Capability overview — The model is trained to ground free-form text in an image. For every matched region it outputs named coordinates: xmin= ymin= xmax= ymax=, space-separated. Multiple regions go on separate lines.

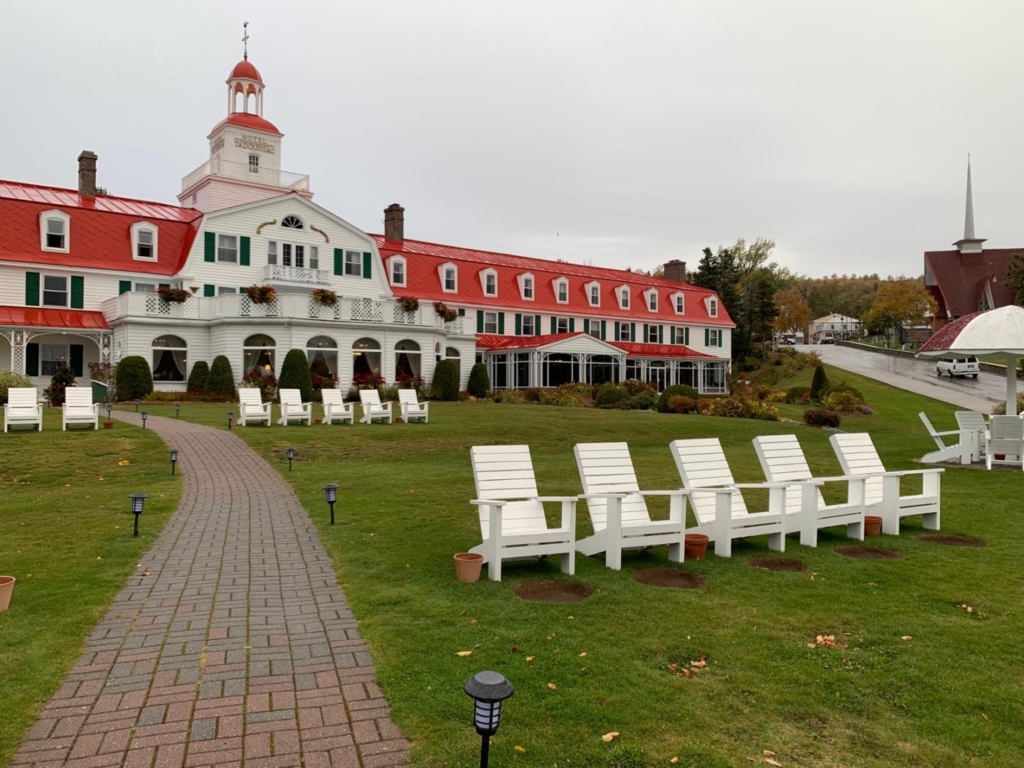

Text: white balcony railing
xmin=264 ymin=264 xmax=332 ymax=285
xmin=181 ymin=157 xmax=310 ymax=193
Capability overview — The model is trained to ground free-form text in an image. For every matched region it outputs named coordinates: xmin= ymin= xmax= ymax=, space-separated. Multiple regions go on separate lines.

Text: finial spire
xmin=964 ymin=153 xmax=975 ymax=240
xmin=242 ymin=21 xmax=249 ymax=60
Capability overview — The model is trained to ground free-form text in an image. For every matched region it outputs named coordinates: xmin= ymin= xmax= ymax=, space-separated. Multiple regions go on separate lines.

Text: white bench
xmin=4 ymin=387 xmax=42 ymax=432
xmin=62 ymin=388 xmax=99 ymax=431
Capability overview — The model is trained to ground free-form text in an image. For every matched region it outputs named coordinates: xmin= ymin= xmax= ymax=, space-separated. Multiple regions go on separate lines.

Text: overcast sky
xmin=4 ymin=1 xmax=1023 ymax=278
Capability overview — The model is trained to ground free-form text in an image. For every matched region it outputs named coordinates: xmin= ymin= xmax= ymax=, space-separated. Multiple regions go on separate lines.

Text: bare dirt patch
xmin=834 ymin=546 xmax=905 ymax=560
xmin=632 ymin=568 xmax=707 ymax=589
xmin=749 ymin=558 xmax=807 ymax=572
xmin=915 ymin=534 xmax=986 ymax=548
xmin=514 ymin=581 xmax=594 ymax=603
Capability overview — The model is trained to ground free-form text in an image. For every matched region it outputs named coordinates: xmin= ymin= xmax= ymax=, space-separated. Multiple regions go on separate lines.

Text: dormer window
xmin=439 ymin=263 xmax=458 ymax=293
xmin=390 ymin=256 xmax=406 ymax=286
xmin=131 ymin=222 xmax=158 ymax=261
xmin=673 ymin=293 xmax=685 ymax=314
xmin=618 ymin=286 xmax=630 ymax=310
xmin=647 ymin=290 xmax=658 ymax=312
xmin=481 ymin=269 xmax=498 ymax=297
xmin=39 ymin=209 xmax=70 ymax=253
xmin=709 ymin=297 xmax=718 ymax=317
xmin=518 ymin=273 xmax=535 ymax=300
xmin=281 ymin=215 xmax=304 ymax=229
xmin=586 ymin=282 xmax=600 ymax=307
xmin=555 ymin=278 xmax=569 ymax=304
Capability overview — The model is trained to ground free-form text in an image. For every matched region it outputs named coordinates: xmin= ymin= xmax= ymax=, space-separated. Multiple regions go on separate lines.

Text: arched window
xmin=152 ymin=335 xmax=187 ymax=382
xmin=281 ymin=215 xmax=304 ymax=229
xmin=352 ymin=337 xmax=382 ymax=382
xmin=306 ymin=335 xmax=338 ymax=385
xmin=243 ymin=333 xmax=277 ymax=377
xmin=395 ymin=339 xmax=421 ymax=383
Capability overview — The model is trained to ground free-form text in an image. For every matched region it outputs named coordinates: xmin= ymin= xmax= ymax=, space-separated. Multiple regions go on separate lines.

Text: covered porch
xmin=0 ymin=307 xmax=112 ymax=388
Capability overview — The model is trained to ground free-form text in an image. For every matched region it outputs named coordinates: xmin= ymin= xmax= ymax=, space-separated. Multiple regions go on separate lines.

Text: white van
xmin=936 ymin=356 xmax=980 ymax=379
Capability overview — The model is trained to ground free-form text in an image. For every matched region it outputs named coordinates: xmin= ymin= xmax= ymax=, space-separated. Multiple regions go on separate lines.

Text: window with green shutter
xmin=70 ymin=276 xmax=84 ymax=309
xmin=25 ymin=272 xmax=40 ymax=306
xmin=362 ymin=252 xmax=372 ymax=279
xmin=240 ymin=236 xmax=251 ymax=266
xmin=204 ymin=232 xmax=216 ymax=262
xmin=119 ymin=280 xmax=132 ymax=295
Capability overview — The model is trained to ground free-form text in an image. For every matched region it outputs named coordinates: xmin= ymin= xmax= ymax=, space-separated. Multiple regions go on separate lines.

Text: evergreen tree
xmin=810 ymin=364 xmax=830 ymax=401
xmin=116 ymin=356 xmax=153 ymax=402
xmin=187 ymin=360 xmax=210 ymax=393
xmin=430 ymin=360 xmax=460 ymax=401
xmin=204 ymin=355 xmax=237 ymax=398
xmin=277 ymin=349 xmax=314 ymax=404
xmin=467 ymin=363 xmax=490 ymax=398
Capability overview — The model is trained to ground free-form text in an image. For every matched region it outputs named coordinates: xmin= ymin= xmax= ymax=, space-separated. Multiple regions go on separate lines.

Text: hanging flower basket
xmin=434 ymin=301 xmax=459 ymax=323
xmin=244 ymin=285 xmax=277 ymax=304
xmin=398 ymin=295 xmax=420 ymax=312
xmin=311 ymin=288 xmax=338 ymax=307
xmin=156 ymin=286 xmax=190 ymax=304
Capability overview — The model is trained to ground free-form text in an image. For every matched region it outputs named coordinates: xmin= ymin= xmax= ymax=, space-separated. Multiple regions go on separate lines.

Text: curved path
xmin=13 ymin=414 xmax=409 ymax=768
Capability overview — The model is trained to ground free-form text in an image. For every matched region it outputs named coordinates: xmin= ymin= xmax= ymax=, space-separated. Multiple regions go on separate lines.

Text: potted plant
xmin=434 ymin=301 xmax=459 ymax=323
xmin=0 ymin=575 xmax=15 ymax=612
xmin=156 ymin=286 xmax=191 ymax=303
xmin=43 ymin=358 xmax=76 ymax=406
xmin=398 ymin=295 xmax=420 ymax=313
xmin=244 ymin=285 xmax=277 ymax=304
xmin=311 ymin=288 xmax=338 ymax=306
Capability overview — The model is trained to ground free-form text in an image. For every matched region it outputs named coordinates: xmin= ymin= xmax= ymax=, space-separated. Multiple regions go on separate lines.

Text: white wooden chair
xmin=359 ymin=389 xmax=392 ymax=424
xmin=469 ymin=445 xmax=577 ymax=581
xmin=955 ymin=411 xmax=988 ymax=463
xmin=669 ymin=438 xmax=788 ymax=557
xmin=985 ymin=415 xmax=1024 ymax=470
xmin=320 ymin=389 xmax=354 ymax=425
xmin=918 ymin=412 xmax=971 ymax=465
xmin=398 ymin=389 xmax=429 ymax=423
xmin=278 ymin=388 xmax=312 ymax=426
xmin=62 ymin=388 xmax=99 ymax=431
xmin=573 ymin=442 xmax=688 ymax=570
xmin=752 ymin=434 xmax=865 ymax=547
xmin=4 ymin=387 xmax=42 ymax=432
xmin=830 ymin=433 xmax=941 ymax=535
xmin=237 ymin=389 xmax=272 ymax=426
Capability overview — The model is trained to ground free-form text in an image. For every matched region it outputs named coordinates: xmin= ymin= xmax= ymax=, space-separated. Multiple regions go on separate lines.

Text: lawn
xmin=3 ymin=368 xmax=1023 ymax=767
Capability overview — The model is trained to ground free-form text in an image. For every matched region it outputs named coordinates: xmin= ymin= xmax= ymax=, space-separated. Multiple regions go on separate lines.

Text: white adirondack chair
xmin=985 ymin=415 xmax=1024 ymax=469
xmin=955 ymin=411 xmax=988 ymax=463
xmin=669 ymin=438 xmax=788 ymax=557
xmin=62 ymin=388 xmax=99 ymax=430
xmin=237 ymin=389 xmax=272 ymax=426
xmin=469 ymin=445 xmax=577 ymax=581
xmin=752 ymin=434 xmax=865 ymax=547
xmin=398 ymin=389 xmax=429 ymax=423
xmin=829 ymin=433 xmax=941 ymax=535
xmin=573 ymin=442 xmax=688 ymax=570
xmin=359 ymin=389 xmax=392 ymax=424
xmin=919 ymin=412 xmax=971 ymax=465
xmin=3 ymin=387 xmax=42 ymax=432
xmin=278 ymin=388 xmax=312 ymax=426
xmin=320 ymin=389 xmax=354 ymax=425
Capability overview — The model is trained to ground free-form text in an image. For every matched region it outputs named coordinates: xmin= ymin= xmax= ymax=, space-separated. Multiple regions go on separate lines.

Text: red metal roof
xmin=210 ymin=113 xmax=282 ymax=137
xmin=0 ymin=306 xmax=109 ymax=330
xmin=0 ymin=180 xmax=201 ymax=275
xmin=475 ymin=332 xmax=717 ymax=359
xmin=229 ymin=58 xmax=263 ymax=84
xmin=612 ymin=340 xmax=717 ymax=359
xmin=924 ymin=249 xmax=1018 ymax=318
xmin=375 ymin=235 xmax=734 ymax=327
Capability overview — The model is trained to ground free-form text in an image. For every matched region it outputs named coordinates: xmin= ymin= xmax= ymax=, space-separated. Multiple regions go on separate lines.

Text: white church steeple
xmin=954 ymin=155 xmax=985 ymax=254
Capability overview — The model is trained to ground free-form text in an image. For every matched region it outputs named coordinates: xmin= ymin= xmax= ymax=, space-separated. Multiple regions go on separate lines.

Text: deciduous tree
xmin=774 ymin=288 xmax=813 ymax=340
xmin=862 ymin=280 xmax=936 ymax=340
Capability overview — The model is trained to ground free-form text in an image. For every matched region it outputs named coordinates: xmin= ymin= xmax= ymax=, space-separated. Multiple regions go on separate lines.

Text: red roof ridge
xmin=0 ymin=179 xmax=202 ymax=221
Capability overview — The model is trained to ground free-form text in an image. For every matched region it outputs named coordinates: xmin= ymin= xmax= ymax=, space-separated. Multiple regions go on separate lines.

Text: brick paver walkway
xmin=13 ymin=414 xmax=409 ymax=768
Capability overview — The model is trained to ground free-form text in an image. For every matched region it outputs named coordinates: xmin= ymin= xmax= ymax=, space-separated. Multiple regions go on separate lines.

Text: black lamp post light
xmin=175 ymin=402 xmax=181 ymax=418
xmin=135 ymin=398 xmax=140 ymax=412
xmin=170 ymin=449 xmax=179 ymax=476
xmin=106 ymin=403 xmax=113 ymax=420
xmin=464 ymin=671 xmax=514 ymax=768
xmin=228 ymin=411 xmax=235 ymax=430
xmin=141 ymin=410 xmax=148 ymax=429
xmin=129 ymin=492 xmax=148 ymax=537
xmin=322 ymin=483 xmax=338 ymax=525
xmin=287 ymin=447 xmax=295 ymax=471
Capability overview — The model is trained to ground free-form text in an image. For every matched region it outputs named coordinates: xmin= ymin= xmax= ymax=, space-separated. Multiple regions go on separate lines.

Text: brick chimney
xmin=384 ymin=203 xmax=404 ymax=243
xmin=663 ymin=259 xmax=687 ymax=283
xmin=77 ymin=150 xmax=98 ymax=197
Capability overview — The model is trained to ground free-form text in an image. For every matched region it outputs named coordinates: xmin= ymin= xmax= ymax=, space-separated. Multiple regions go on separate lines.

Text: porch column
xmin=11 ymin=330 xmax=28 ymax=375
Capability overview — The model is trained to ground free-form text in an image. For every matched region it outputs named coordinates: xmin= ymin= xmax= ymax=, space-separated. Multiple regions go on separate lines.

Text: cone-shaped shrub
xmin=278 ymin=349 xmax=314 ymax=404
xmin=116 ymin=356 xmax=153 ymax=401
xmin=430 ymin=360 xmax=460 ymax=401
xmin=204 ymin=355 xmax=237 ymax=398
xmin=187 ymin=360 xmax=210 ymax=393
xmin=467 ymin=362 xmax=490 ymax=398
xmin=810 ymin=364 xmax=830 ymax=401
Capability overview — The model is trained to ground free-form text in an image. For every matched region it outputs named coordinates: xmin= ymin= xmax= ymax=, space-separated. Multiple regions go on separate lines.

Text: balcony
xmin=181 ymin=157 xmax=310 ymax=193
xmin=263 ymin=264 xmax=332 ymax=285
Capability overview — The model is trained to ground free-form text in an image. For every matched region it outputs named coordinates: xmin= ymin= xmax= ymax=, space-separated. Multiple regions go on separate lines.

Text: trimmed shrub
xmin=430 ymin=359 xmax=460 ymax=401
xmin=115 ymin=356 xmax=153 ymax=402
xmin=278 ymin=348 xmax=315 ymax=404
xmin=820 ymin=390 xmax=863 ymax=412
xmin=538 ymin=383 xmax=594 ymax=408
xmin=810 ymin=364 xmax=830 ymax=401
xmin=622 ymin=378 xmax=656 ymax=397
xmin=657 ymin=384 xmax=700 ymax=413
xmin=204 ymin=355 xmax=237 ymax=398
xmin=493 ymin=389 xmax=527 ymax=404
xmin=0 ymin=370 xmax=32 ymax=405
xmin=595 ymin=384 xmax=630 ymax=408
xmin=784 ymin=385 xmax=811 ymax=404
xmin=668 ymin=395 xmax=696 ymax=414
xmin=625 ymin=390 xmax=659 ymax=411
xmin=467 ymin=362 xmax=490 ymax=398
xmin=825 ymin=383 xmax=865 ymax=403
xmin=187 ymin=360 xmax=209 ymax=393
xmin=804 ymin=408 xmax=841 ymax=428
xmin=708 ymin=396 xmax=780 ymax=421
xmin=522 ymin=387 xmax=543 ymax=403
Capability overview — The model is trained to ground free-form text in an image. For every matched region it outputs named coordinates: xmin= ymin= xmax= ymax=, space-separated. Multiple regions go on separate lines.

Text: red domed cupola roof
xmin=228 ymin=57 xmax=263 ymax=85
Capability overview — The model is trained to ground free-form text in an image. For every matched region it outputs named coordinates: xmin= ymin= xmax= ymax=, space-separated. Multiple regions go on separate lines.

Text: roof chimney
xmin=663 ymin=259 xmax=687 ymax=283
xmin=384 ymin=203 xmax=404 ymax=243
xmin=77 ymin=150 xmax=98 ymax=197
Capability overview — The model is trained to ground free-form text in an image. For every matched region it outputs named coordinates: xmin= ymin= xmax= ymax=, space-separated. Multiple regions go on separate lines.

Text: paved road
xmin=799 ymin=344 xmax=1021 ymax=413
xmin=13 ymin=413 xmax=409 ymax=768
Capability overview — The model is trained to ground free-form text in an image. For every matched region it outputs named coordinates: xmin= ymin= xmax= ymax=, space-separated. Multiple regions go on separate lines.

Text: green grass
xmin=0 ymin=413 xmax=180 ymax=767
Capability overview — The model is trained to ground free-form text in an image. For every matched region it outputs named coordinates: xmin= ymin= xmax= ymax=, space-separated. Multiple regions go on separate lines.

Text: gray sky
xmin=4 ymin=1 xmax=1023 ymax=278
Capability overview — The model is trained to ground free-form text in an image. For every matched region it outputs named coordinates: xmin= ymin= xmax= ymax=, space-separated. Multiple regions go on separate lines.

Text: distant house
xmin=809 ymin=313 xmax=862 ymax=343
xmin=924 ymin=160 xmax=1020 ymax=330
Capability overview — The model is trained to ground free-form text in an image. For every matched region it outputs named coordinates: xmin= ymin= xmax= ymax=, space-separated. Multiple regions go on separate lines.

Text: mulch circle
xmin=834 ymin=546 xmax=905 ymax=560
xmin=749 ymin=558 xmax=807 ymax=572
xmin=514 ymin=581 xmax=594 ymax=603
xmin=915 ymin=534 xmax=986 ymax=548
xmin=632 ymin=568 xmax=707 ymax=589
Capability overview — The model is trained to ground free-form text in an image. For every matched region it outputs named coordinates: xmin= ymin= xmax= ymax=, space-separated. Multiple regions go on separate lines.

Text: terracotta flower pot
xmin=0 ymin=576 xmax=15 ymax=612
xmin=865 ymin=516 xmax=883 ymax=537
xmin=103 ymin=421 xmax=114 ymax=429
xmin=684 ymin=533 xmax=710 ymax=560
xmin=314 ymin=418 xmax=323 ymax=425
xmin=454 ymin=553 xmax=484 ymax=583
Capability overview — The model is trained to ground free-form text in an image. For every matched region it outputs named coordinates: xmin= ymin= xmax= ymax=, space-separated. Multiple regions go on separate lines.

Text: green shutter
xmin=515 ymin=314 xmax=522 ymax=335
xmin=551 ymin=317 xmax=556 ymax=334
xmin=670 ymin=327 xmax=676 ymax=344
xmin=70 ymin=276 xmax=84 ymax=309
xmin=658 ymin=326 xmax=664 ymax=344
xmin=240 ymin=236 xmax=251 ymax=266
xmin=70 ymin=344 xmax=84 ymax=377
xmin=569 ymin=318 xmax=575 ymax=332
xmin=631 ymin=323 xmax=637 ymax=342
xmin=705 ymin=328 xmax=710 ymax=347
xmin=362 ymin=252 xmax=372 ymax=279
xmin=204 ymin=284 xmax=215 ymax=297
xmin=204 ymin=232 xmax=215 ymax=262
xmin=333 ymin=248 xmax=344 ymax=276
xmin=119 ymin=280 xmax=132 ymax=295
xmin=459 ymin=308 xmax=466 ymax=317
xmin=26 ymin=343 xmax=39 ymax=376
xmin=614 ymin=321 xmax=620 ymax=341
xmin=477 ymin=310 xmax=484 ymax=333
xmin=583 ymin=319 xmax=590 ymax=334
xmin=719 ymin=330 xmax=723 ymax=348
xmin=643 ymin=323 xmax=648 ymax=342
xmin=158 ymin=283 xmax=170 ymax=290
xmin=498 ymin=313 xmax=505 ymax=334
xmin=685 ymin=327 xmax=690 ymax=345
xmin=25 ymin=272 xmax=40 ymax=306
xmin=534 ymin=315 xmax=540 ymax=335
xmin=600 ymin=320 xmax=606 ymax=340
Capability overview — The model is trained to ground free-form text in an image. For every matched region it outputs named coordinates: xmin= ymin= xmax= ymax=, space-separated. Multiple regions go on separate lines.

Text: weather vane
xmin=242 ymin=21 xmax=250 ymax=60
